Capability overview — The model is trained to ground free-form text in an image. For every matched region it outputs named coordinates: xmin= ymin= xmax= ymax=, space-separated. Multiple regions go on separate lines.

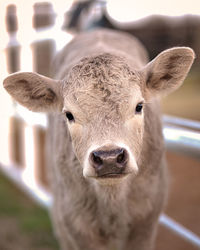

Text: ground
xmin=0 ymin=171 xmax=59 ymax=250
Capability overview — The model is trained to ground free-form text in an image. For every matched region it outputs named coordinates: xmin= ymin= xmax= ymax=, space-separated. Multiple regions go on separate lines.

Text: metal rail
xmin=163 ymin=115 xmax=200 ymax=131
xmin=163 ymin=115 xmax=200 ymax=159
xmin=160 ymin=214 xmax=200 ymax=248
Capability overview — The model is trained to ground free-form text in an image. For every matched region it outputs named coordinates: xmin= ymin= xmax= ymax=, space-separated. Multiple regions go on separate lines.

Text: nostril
xmin=92 ymin=152 xmax=103 ymax=166
xmin=117 ymin=149 xmax=127 ymax=164
xmin=117 ymin=151 xmax=124 ymax=164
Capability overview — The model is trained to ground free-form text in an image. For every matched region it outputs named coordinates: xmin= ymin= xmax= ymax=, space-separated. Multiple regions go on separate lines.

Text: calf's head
xmin=4 ymin=48 xmax=194 ymax=184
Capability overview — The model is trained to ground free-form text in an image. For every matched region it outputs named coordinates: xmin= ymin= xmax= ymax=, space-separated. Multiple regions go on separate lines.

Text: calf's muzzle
xmin=89 ymin=147 xmax=128 ymax=178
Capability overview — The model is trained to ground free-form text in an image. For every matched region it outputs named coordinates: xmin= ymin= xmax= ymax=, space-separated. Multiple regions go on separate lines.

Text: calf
xmin=3 ymin=29 xmax=194 ymax=250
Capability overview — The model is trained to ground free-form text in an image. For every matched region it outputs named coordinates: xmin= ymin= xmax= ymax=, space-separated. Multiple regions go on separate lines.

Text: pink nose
xmin=89 ymin=147 xmax=128 ymax=177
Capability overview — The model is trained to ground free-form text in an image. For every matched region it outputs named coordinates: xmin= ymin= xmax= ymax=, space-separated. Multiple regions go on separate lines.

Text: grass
xmin=0 ymin=171 xmax=59 ymax=250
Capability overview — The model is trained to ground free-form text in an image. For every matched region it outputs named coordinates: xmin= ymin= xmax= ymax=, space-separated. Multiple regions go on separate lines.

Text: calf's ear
xmin=142 ymin=47 xmax=195 ymax=98
xmin=3 ymin=72 xmax=62 ymax=112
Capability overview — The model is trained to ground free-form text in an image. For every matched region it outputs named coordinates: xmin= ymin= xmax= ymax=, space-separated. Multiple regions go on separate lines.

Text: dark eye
xmin=65 ymin=112 xmax=75 ymax=122
xmin=135 ymin=103 xmax=143 ymax=114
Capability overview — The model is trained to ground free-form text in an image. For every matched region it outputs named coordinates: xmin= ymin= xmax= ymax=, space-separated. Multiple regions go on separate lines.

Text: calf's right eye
xmin=65 ymin=112 xmax=75 ymax=122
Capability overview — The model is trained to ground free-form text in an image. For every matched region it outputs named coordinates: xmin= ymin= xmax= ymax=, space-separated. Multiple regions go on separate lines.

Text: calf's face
xmin=61 ymin=54 xmax=144 ymax=181
xmin=3 ymin=48 xmax=195 ymax=184
xmin=63 ymin=54 xmax=147 ymax=181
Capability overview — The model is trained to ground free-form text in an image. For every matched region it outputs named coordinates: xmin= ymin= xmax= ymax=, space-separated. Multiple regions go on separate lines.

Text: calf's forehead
xmin=62 ymin=53 xmax=143 ymax=113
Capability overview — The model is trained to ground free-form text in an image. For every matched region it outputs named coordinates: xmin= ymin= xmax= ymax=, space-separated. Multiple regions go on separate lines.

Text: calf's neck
xmin=3 ymin=29 xmax=195 ymax=250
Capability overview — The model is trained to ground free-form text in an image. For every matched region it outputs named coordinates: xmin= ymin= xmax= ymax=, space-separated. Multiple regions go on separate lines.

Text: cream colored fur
xmin=3 ymin=29 xmax=195 ymax=250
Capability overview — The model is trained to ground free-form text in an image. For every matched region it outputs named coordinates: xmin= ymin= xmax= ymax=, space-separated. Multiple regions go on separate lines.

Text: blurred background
xmin=0 ymin=0 xmax=199 ymax=249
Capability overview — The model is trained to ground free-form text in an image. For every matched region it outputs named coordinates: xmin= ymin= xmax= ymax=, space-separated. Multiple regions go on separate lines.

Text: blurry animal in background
xmin=3 ymin=29 xmax=195 ymax=250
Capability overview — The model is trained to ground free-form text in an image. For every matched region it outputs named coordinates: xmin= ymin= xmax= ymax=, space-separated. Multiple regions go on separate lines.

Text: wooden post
xmin=31 ymin=2 xmax=56 ymax=77
xmin=33 ymin=125 xmax=49 ymax=188
xmin=9 ymin=115 xmax=25 ymax=168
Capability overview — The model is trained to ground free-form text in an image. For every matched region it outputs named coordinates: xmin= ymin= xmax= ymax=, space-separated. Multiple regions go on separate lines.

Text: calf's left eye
xmin=135 ymin=103 xmax=143 ymax=114
xmin=65 ymin=112 xmax=75 ymax=122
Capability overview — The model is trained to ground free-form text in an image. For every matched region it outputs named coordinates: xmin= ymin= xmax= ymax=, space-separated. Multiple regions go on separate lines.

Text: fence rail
xmin=163 ymin=115 xmax=200 ymax=160
xmin=160 ymin=214 xmax=200 ymax=248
